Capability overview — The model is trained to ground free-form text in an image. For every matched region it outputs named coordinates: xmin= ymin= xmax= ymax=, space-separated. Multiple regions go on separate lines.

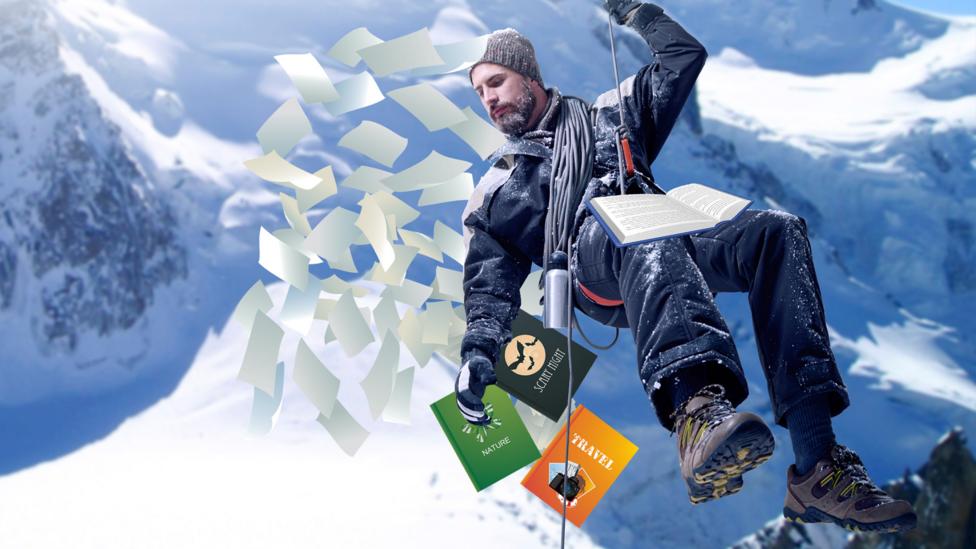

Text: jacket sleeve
xmin=460 ymin=200 xmax=532 ymax=366
xmin=623 ymin=3 xmax=708 ymax=165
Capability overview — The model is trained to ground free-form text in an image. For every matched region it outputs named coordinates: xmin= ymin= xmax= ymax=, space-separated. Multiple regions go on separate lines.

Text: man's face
xmin=471 ymin=63 xmax=537 ymax=136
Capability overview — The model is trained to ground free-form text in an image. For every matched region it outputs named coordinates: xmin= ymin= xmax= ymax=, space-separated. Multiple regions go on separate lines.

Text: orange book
xmin=520 ymin=405 xmax=639 ymax=527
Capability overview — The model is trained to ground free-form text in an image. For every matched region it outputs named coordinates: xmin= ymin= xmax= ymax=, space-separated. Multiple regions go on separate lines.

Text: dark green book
xmin=430 ymin=385 xmax=541 ymax=492
xmin=493 ymin=309 xmax=597 ymax=422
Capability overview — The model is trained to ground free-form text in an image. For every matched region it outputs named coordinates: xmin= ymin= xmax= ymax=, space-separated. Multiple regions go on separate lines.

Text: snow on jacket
xmin=459 ymin=4 xmax=707 ymax=366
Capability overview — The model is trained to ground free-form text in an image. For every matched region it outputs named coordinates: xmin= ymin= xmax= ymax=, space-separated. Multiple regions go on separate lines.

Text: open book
xmin=585 ymin=183 xmax=751 ymax=247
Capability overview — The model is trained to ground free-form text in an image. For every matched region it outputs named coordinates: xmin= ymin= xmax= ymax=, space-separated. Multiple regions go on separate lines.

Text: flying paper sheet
xmin=274 ymin=53 xmax=339 ymax=104
xmin=324 ymin=325 xmax=336 ymax=344
xmin=371 ymin=293 xmax=401 ymax=340
xmin=329 ymin=289 xmax=375 ymax=357
xmin=324 ymin=71 xmax=385 ymax=117
xmin=433 ymin=220 xmax=466 ymax=265
xmin=418 ymin=172 xmax=474 ymax=206
xmin=320 ymin=274 xmax=369 ymax=297
xmin=232 ymin=280 xmax=274 ymax=330
xmin=244 ymin=150 xmax=323 ymax=191
xmin=398 ymin=308 xmax=437 ymax=367
xmin=409 ymin=35 xmax=489 ymax=76
xmin=314 ymin=298 xmax=337 ymax=320
xmin=381 ymin=150 xmax=471 ymax=193
xmin=294 ymin=338 xmax=341 ymax=418
xmin=256 ymin=98 xmax=312 ymax=156
xmin=421 ymin=301 xmax=454 ymax=346
xmin=338 ymin=121 xmax=408 ymax=168
xmin=381 ymin=279 xmax=432 ymax=308
xmin=327 ymin=27 xmax=383 ymax=67
xmin=360 ymin=331 xmax=400 ymax=419
xmin=356 ymin=28 xmax=444 ymax=77
xmin=370 ymin=191 xmax=419 ymax=228
xmin=449 ymin=107 xmax=507 ymax=160
xmin=248 ymin=362 xmax=285 ymax=435
xmin=280 ymin=277 xmax=321 ymax=335
xmin=259 ymin=227 xmax=309 ymax=290
xmin=437 ymin=339 xmax=463 ymax=367
xmin=397 ymin=228 xmax=443 ymax=262
xmin=297 ymin=166 xmax=337 ymax=212
xmin=520 ymin=269 xmax=544 ymax=316
xmin=356 ymin=193 xmax=396 ymax=271
xmin=272 ymin=228 xmax=322 ymax=265
xmin=238 ymin=310 xmax=285 ymax=397
xmin=431 ymin=266 xmax=464 ymax=303
xmin=316 ymin=401 xmax=369 ymax=457
xmin=341 ymin=166 xmax=394 ymax=194
xmin=381 ymin=366 xmax=414 ymax=425
xmin=304 ymin=207 xmax=360 ymax=273
xmin=367 ymin=245 xmax=419 ymax=287
xmin=280 ymin=192 xmax=313 ymax=236
xmin=387 ymin=82 xmax=467 ymax=131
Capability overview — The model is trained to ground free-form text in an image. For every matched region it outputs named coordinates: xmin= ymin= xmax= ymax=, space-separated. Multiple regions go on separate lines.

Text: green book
xmin=430 ymin=386 xmax=541 ymax=491
xmin=493 ymin=309 xmax=597 ymax=422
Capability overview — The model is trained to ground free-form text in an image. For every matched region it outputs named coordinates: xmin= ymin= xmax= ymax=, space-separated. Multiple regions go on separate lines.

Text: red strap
xmin=578 ymin=281 xmax=624 ymax=307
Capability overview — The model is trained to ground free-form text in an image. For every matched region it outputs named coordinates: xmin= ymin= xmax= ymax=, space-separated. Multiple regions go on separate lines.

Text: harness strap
xmin=577 ymin=281 xmax=624 ymax=307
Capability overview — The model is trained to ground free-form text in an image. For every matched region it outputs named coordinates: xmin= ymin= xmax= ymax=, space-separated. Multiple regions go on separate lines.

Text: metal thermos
xmin=544 ymin=251 xmax=569 ymax=329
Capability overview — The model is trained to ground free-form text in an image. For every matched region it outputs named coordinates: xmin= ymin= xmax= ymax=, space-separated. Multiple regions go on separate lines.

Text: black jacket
xmin=460 ymin=4 xmax=707 ymax=365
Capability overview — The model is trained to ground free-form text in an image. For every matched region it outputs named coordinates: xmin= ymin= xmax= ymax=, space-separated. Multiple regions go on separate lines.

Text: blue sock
xmin=787 ymin=396 xmax=836 ymax=475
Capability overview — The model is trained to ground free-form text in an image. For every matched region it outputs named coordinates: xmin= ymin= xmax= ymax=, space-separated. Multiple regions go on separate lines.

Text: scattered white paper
xmin=304 ymin=207 xmax=360 ymax=273
xmin=327 ymin=27 xmax=383 ymax=67
xmin=259 ymin=227 xmax=309 ymax=290
xmin=272 ymin=228 xmax=323 ymax=265
xmin=381 ymin=366 xmax=415 ymax=425
xmin=297 ymin=166 xmax=337 ymax=212
xmin=449 ymin=107 xmax=506 ymax=160
xmin=381 ymin=279 xmax=432 ymax=308
xmin=248 ymin=361 xmax=285 ymax=435
xmin=431 ymin=266 xmax=464 ymax=303
xmin=338 ymin=121 xmax=408 ymax=168
xmin=341 ymin=166 xmax=394 ymax=193
xmin=324 ymin=325 xmax=336 ymax=344
xmin=381 ymin=150 xmax=471 ymax=193
xmin=314 ymin=298 xmax=336 ymax=320
xmin=280 ymin=276 xmax=321 ymax=335
xmin=397 ymin=228 xmax=443 ymax=262
xmin=520 ymin=269 xmax=544 ymax=316
xmin=387 ymin=82 xmax=467 ymax=131
xmin=398 ymin=308 xmax=437 ymax=367
xmin=329 ymin=289 xmax=375 ymax=357
xmin=421 ymin=301 xmax=454 ymax=346
xmin=232 ymin=280 xmax=274 ymax=330
xmin=237 ymin=310 xmax=284 ymax=397
xmin=244 ymin=150 xmax=323 ymax=191
xmin=418 ymin=172 xmax=474 ymax=206
xmin=357 ymin=28 xmax=444 ymax=77
xmin=360 ymin=331 xmax=400 ymax=419
xmin=294 ymin=338 xmax=341 ymax=418
xmin=274 ymin=53 xmax=339 ymax=104
xmin=371 ymin=294 xmax=401 ymax=340
xmin=320 ymin=275 xmax=369 ymax=297
xmin=436 ymin=339 xmax=462 ymax=367
xmin=433 ymin=220 xmax=466 ymax=265
xmin=367 ymin=245 xmax=419 ymax=287
xmin=316 ymin=401 xmax=369 ymax=457
xmin=324 ymin=71 xmax=385 ymax=117
xmin=280 ymin=192 xmax=313 ymax=236
xmin=409 ymin=35 xmax=489 ymax=76
xmin=356 ymin=193 xmax=396 ymax=271
xmin=370 ymin=191 xmax=419 ymax=228
xmin=256 ymin=98 xmax=312 ymax=156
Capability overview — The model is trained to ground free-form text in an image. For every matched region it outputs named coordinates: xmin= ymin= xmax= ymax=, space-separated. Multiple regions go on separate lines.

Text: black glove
xmin=455 ymin=354 xmax=497 ymax=426
xmin=604 ymin=0 xmax=643 ymax=25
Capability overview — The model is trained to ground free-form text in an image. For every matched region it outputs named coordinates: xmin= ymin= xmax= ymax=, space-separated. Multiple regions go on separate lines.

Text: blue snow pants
xmin=570 ymin=208 xmax=850 ymax=430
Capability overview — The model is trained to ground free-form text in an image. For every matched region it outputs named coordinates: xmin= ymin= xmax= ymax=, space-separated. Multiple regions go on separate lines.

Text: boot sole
xmin=686 ymin=419 xmax=775 ymax=504
xmin=783 ymin=505 xmax=917 ymax=534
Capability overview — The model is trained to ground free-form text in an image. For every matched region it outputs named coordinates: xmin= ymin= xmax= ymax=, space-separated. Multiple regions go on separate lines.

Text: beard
xmin=493 ymin=79 xmax=536 ymax=136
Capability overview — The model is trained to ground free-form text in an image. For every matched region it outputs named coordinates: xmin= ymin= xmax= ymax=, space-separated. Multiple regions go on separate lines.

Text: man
xmin=454 ymin=0 xmax=916 ymax=534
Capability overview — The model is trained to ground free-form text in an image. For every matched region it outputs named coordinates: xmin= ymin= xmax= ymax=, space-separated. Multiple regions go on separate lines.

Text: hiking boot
xmin=784 ymin=444 xmax=917 ymax=533
xmin=672 ymin=384 xmax=775 ymax=504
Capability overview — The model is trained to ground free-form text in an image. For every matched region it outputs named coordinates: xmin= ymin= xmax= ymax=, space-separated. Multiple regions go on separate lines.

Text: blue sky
xmin=892 ymin=0 xmax=976 ymax=15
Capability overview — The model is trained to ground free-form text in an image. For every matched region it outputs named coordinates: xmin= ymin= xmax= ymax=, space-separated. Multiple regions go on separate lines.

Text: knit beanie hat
xmin=469 ymin=28 xmax=544 ymax=88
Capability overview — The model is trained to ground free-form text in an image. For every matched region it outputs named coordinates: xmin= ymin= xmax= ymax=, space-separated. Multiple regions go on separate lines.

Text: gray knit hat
xmin=469 ymin=28 xmax=544 ymax=87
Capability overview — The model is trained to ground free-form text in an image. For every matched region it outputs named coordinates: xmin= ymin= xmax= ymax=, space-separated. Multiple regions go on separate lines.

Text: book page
xmin=667 ymin=183 xmax=749 ymax=221
xmin=590 ymin=194 xmax=711 ymax=243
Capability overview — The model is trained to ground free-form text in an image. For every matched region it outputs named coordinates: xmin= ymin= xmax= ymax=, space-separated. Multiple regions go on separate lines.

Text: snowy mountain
xmin=0 ymin=0 xmax=974 ymax=547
